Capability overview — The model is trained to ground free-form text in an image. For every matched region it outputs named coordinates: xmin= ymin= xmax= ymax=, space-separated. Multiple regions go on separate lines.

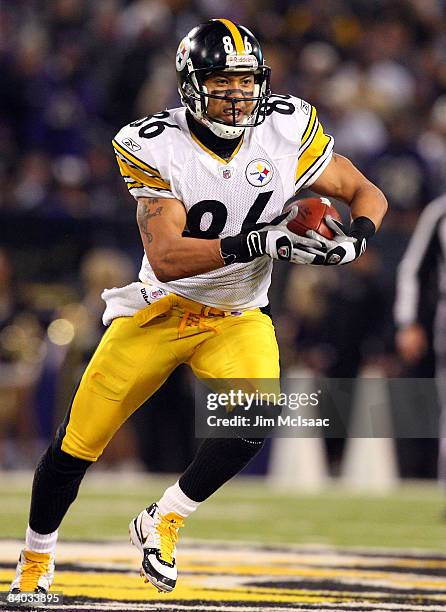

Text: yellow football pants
xmin=61 ymin=294 xmax=280 ymax=461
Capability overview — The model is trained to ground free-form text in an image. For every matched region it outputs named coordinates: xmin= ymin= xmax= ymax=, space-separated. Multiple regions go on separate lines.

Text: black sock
xmin=29 ymin=427 xmax=92 ymax=534
xmin=179 ymin=437 xmax=264 ymax=502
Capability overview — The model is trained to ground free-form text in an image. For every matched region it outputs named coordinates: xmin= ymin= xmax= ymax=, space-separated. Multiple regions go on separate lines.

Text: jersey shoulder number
xmin=112 ymin=110 xmax=182 ymax=200
xmin=261 ymin=95 xmax=308 ymax=139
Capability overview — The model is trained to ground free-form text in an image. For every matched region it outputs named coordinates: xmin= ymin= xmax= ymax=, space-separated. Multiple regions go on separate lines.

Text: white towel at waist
xmin=101 ymin=282 xmax=170 ymax=326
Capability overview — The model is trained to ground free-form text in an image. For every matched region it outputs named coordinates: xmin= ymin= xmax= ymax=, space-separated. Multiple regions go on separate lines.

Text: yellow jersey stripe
xmin=190 ymin=131 xmax=243 ymax=164
xmin=300 ymin=106 xmax=317 ymax=149
xmin=126 ymin=181 xmax=145 ymax=190
xmin=116 ymin=157 xmax=171 ymax=191
xmin=296 ymin=123 xmax=332 ymax=183
xmin=112 ymin=139 xmax=161 ymax=178
xmin=298 ymin=136 xmax=333 ymax=189
xmin=217 ymin=19 xmax=245 ymax=53
xmin=296 ymin=136 xmax=333 ymax=188
xmin=126 ymin=181 xmax=169 ymax=193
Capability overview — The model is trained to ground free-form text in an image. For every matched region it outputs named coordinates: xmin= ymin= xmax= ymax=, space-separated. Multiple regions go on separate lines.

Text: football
xmin=285 ymin=196 xmax=342 ymax=240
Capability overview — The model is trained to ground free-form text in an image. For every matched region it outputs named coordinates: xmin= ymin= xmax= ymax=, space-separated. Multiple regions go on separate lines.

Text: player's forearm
xmin=144 ymin=235 xmax=224 ymax=282
xmin=136 ymin=196 xmax=225 ymax=282
xmin=348 ymin=182 xmax=388 ymax=231
xmin=312 ymin=154 xmax=388 ymax=232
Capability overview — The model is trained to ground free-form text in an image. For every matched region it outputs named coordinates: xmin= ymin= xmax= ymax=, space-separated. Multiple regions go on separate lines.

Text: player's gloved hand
xmin=262 ymin=205 xmax=326 ymax=263
xmin=262 ymin=227 xmax=325 ymax=264
xmin=220 ymin=205 xmax=325 ymax=265
xmin=305 ymin=215 xmax=376 ymax=266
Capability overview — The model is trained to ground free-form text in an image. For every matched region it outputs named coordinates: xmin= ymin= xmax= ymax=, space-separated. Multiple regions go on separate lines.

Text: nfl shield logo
xmin=222 ymin=168 xmax=232 ymax=179
xmin=150 ymin=288 xmax=167 ymax=300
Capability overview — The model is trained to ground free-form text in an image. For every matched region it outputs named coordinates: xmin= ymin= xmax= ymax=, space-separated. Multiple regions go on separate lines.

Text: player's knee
xmin=56 ymin=411 xmax=106 ymax=462
xmin=39 ymin=424 xmax=93 ymax=482
xmin=49 ymin=444 xmax=92 ymax=478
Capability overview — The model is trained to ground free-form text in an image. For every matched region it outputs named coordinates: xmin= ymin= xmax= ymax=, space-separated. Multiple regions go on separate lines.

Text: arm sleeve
xmin=295 ymin=105 xmax=334 ymax=191
xmin=112 ymin=136 xmax=175 ymax=200
xmin=394 ymin=200 xmax=445 ymax=328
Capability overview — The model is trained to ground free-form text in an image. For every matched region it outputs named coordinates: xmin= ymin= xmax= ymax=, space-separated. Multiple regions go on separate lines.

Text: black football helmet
xmin=176 ymin=19 xmax=271 ymax=139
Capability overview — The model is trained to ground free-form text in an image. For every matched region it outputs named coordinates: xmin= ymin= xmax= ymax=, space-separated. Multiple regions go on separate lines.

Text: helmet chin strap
xmin=199 ymin=116 xmax=246 ymax=139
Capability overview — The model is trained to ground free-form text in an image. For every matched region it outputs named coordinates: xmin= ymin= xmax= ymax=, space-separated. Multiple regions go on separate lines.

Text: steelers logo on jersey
xmin=245 ymin=159 xmax=274 ymax=187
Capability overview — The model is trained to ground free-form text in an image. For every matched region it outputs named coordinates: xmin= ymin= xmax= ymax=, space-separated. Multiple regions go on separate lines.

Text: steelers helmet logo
xmin=245 ymin=159 xmax=274 ymax=187
xmin=176 ymin=37 xmax=191 ymax=72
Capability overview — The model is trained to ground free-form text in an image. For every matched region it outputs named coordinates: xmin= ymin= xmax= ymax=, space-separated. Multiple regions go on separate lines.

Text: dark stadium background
xmin=1 ymin=0 xmax=445 ymax=478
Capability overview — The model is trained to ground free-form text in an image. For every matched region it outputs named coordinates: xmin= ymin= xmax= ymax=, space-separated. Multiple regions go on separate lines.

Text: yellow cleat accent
xmin=10 ymin=549 xmax=55 ymax=593
xmin=156 ymin=512 xmax=184 ymax=565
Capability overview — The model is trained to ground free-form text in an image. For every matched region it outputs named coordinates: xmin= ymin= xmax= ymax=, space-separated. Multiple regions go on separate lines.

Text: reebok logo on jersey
xmin=245 ymin=159 xmax=274 ymax=187
xmin=122 ymin=137 xmax=141 ymax=152
xmin=300 ymin=100 xmax=310 ymax=114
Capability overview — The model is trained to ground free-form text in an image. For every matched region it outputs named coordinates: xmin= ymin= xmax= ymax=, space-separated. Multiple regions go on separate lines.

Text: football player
xmin=10 ymin=19 xmax=387 ymax=595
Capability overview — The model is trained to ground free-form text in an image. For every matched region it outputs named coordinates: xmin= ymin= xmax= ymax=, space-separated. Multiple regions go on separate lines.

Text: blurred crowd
xmin=1 ymin=0 xmax=446 ymax=473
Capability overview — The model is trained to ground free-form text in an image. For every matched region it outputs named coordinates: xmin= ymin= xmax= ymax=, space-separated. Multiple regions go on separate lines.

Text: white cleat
xmin=129 ymin=502 xmax=184 ymax=592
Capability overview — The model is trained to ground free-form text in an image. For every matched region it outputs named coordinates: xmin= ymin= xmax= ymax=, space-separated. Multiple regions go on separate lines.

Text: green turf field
xmin=1 ymin=472 xmax=444 ymax=551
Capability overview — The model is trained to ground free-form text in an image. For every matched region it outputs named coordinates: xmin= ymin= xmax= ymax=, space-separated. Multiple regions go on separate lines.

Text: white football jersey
xmin=113 ymin=95 xmax=334 ymax=310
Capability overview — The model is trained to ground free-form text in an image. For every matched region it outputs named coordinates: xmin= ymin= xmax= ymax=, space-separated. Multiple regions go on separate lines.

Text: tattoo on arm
xmin=137 ymin=198 xmax=164 ymax=245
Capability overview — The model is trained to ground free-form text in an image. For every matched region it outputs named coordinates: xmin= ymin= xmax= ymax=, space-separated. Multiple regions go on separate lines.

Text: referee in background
xmin=395 ymin=194 xmax=446 ymax=483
